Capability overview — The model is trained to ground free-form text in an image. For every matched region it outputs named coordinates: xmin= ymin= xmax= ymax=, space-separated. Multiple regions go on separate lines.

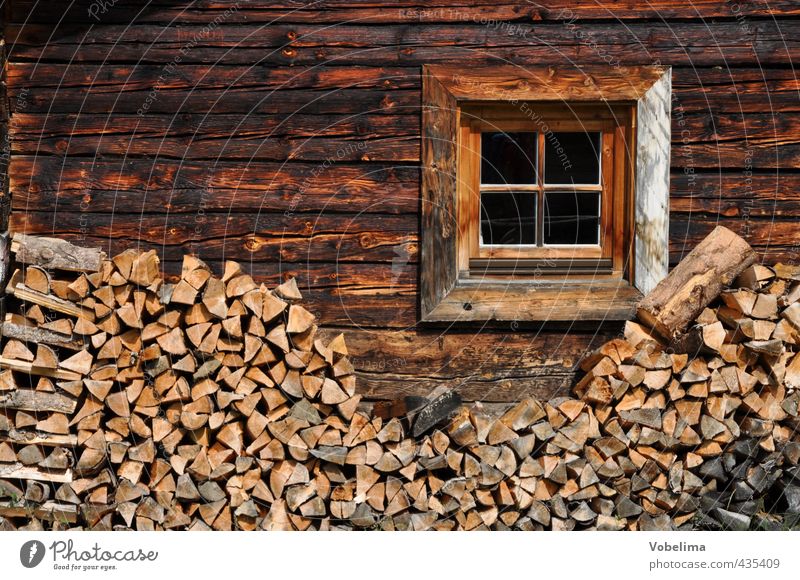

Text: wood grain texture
xmin=318 ymin=326 xmax=620 ymax=402
xmin=10 ymin=211 xmax=418 ymax=264
xmin=165 ymin=259 xmax=417 ymax=329
xmin=419 ymin=66 xmax=458 ymax=319
xmin=10 ymin=113 xmax=419 ymax=161
xmin=11 ymin=158 xmax=420 ymax=215
xmin=634 ymin=68 xmax=671 ymax=295
xmin=432 ymin=64 xmax=667 ymax=102
xmin=9 ymin=67 xmax=797 ymax=114
xmin=12 ymin=233 xmax=105 ymax=272
xmin=6 ymin=21 xmax=799 ymax=66
xmin=638 ymin=225 xmax=757 ymax=339
xmin=5 ymin=2 xmax=800 ymax=402
xmin=9 ymin=0 xmax=800 ymax=24
xmin=425 ymin=282 xmax=642 ymax=322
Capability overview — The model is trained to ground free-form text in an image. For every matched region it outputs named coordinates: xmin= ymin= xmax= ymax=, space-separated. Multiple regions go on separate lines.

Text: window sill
xmin=421 ymin=279 xmax=642 ymax=323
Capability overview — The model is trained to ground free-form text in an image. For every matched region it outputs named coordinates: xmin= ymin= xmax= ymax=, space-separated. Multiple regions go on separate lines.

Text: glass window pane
xmin=480 ymin=191 xmax=536 ymax=245
xmin=544 ymin=132 xmax=601 ymax=184
xmin=481 ymin=132 xmax=537 ymax=185
xmin=543 ymin=191 xmax=600 ymax=245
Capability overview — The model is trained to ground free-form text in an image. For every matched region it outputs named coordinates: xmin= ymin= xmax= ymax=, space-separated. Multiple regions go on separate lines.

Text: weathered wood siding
xmin=4 ymin=1 xmax=800 ymax=401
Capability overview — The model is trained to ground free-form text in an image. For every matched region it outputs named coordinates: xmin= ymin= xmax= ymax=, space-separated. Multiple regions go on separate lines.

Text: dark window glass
xmin=481 ymin=132 xmax=537 ymax=185
xmin=544 ymin=132 xmax=601 ymax=184
xmin=480 ymin=192 xmax=536 ymax=245
xmin=543 ymin=192 xmax=600 ymax=245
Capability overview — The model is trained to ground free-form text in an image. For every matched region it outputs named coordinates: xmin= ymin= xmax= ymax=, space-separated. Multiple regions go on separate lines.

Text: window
xmin=421 ymin=65 xmax=671 ymax=322
xmin=460 ymin=104 xmax=630 ymax=276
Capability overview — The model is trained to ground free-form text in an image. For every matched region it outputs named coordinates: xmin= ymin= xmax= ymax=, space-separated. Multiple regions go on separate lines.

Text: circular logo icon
xmin=20 ymin=540 xmax=46 ymax=568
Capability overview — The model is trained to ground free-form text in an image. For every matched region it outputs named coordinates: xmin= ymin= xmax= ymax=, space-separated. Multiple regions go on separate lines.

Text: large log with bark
xmin=637 ymin=226 xmax=757 ymax=339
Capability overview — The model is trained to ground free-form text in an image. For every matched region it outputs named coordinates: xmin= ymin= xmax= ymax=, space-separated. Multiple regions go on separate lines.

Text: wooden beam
xmin=424 ymin=282 xmax=641 ymax=323
xmin=420 ymin=65 xmax=459 ymax=319
xmin=428 ymin=64 xmax=668 ymax=102
xmin=11 ymin=233 xmax=105 ymax=272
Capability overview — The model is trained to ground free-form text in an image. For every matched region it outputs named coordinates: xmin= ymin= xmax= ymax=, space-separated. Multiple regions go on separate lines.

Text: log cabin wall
xmin=3 ymin=1 xmax=799 ymax=402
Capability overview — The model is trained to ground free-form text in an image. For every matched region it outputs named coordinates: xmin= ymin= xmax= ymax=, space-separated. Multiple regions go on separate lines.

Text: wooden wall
xmin=3 ymin=1 xmax=800 ymax=401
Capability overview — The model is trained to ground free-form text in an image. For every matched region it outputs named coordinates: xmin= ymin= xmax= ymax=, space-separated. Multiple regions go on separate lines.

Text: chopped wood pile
xmin=1 ymin=228 xmax=799 ymax=531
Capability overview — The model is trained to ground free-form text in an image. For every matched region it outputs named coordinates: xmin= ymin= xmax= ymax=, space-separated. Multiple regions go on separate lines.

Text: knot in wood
xmin=359 ymin=233 xmax=377 ymax=248
xmin=40 ymin=248 xmax=55 ymax=261
xmin=243 ymin=237 xmax=261 ymax=252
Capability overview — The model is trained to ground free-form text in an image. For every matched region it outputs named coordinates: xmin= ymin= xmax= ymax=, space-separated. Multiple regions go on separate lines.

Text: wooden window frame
xmin=420 ymin=65 xmax=672 ymax=323
xmin=459 ymin=104 xmax=631 ymax=275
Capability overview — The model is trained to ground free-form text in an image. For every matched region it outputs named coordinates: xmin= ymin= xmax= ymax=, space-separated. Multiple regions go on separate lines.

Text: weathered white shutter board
xmin=634 ymin=68 xmax=671 ymax=295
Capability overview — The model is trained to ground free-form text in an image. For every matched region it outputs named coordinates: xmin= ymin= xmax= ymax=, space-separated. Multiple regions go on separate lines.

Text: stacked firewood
xmin=0 ymin=228 xmax=799 ymax=531
xmin=0 ymin=234 xmax=361 ymax=530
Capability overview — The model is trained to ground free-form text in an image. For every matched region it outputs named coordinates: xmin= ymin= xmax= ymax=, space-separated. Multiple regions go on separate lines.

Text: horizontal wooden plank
xmin=4 ymin=227 xmax=794 ymax=328
xmin=7 ymin=21 xmax=799 ymax=66
xmin=0 ymin=257 xmax=417 ymax=328
xmin=9 ymin=112 xmax=420 ymax=161
xmin=677 ymin=112 xmax=800 ymax=145
xmin=160 ymin=259 xmax=417 ymax=328
xmin=7 ymin=87 xmax=419 ymax=116
xmin=10 ymin=0 xmax=800 ymax=24
xmin=1 ymin=319 xmax=84 ymax=351
xmin=671 ymin=141 xmax=798 ymax=170
xmin=5 ymin=63 xmax=418 ymax=90
xmin=670 ymin=171 xmax=800 ymax=199
xmin=671 ymin=195 xmax=800 ymax=218
xmin=11 ymin=111 xmax=793 ymax=167
xmin=9 ymin=113 xmax=420 ymax=138
xmin=433 ymin=64 xmax=666 ymax=101
xmin=8 ymin=66 xmax=797 ymax=115
xmin=672 ymin=68 xmax=800 ymax=113
xmin=669 ymin=218 xmax=800 ymax=264
xmin=10 ymin=209 xmax=798 ymax=268
xmin=9 ymin=211 xmax=419 ymax=263
xmin=318 ymin=326 xmax=621 ymax=402
xmin=9 ymin=163 xmax=796 ymax=217
xmin=10 ymin=158 xmax=420 ymax=214
xmin=425 ymin=282 xmax=642 ymax=322
xmin=12 ymin=136 xmax=418 ymax=162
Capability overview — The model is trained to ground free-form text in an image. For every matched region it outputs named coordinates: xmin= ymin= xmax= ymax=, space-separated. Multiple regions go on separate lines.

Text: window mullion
xmin=537 ymin=131 xmax=545 ymax=248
